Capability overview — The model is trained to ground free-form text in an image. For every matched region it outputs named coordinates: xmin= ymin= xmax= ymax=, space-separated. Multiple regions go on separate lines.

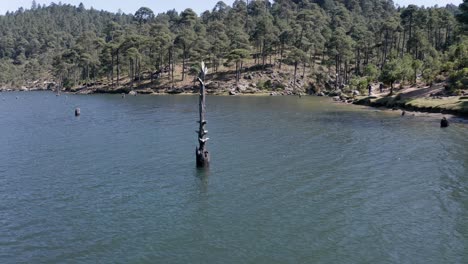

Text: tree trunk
xmin=116 ymin=49 xmax=120 ymax=87
xmin=182 ymin=48 xmax=186 ymax=81
xmin=196 ymin=74 xmax=210 ymax=168
xmin=344 ymin=60 xmax=348 ymax=84
xmin=235 ymin=61 xmax=239 ymax=85
xmin=262 ymin=40 xmax=266 ymax=67
xmin=138 ymin=58 xmax=141 ymax=85
xmin=302 ymin=61 xmax=306 ymax=80
xmin=170 ymin=46 xmax=174 ymax=88
xmin=240 ymin=61 xmax=243 ymax=81
xmin=279 ymin=44 xmax=284 ymax=69
xmin=111 ymin=50 xmax=114 ymax=87
xmin=407 ymin=15 xmax=413 ymax=54
xmin=293 ymin=61 xmax=298 ymax=90
xmin=402 ymin=30 xmax=406 ymax=57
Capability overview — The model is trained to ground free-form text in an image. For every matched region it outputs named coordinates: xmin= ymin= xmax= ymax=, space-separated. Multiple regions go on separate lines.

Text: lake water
xmin=0 ymin=92 xmax=467 ymax=263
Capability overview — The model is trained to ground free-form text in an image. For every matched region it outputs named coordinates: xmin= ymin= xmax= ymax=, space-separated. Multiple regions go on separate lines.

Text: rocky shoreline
xmin=2 ymin=80 xmax=467 ymax=119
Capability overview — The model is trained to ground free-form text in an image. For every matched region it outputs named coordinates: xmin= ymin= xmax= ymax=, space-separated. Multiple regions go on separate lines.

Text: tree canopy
xmin=0 ymin=0 xmax=465 ymax=92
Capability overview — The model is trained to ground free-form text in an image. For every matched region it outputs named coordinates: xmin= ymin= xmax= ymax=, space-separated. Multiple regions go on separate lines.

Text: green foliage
xmin=286 ymin=48 xmax=306 ymax=65
xmin=447 ymin=36 xmax=468 ymax=69
xmin=411 ymin=59 xmax=423 ymax=84
xmin=257 ymin=80 xmax=273 ymax=90
xmin=457 ymin=0 xmax=468 ymax=29
xmin=0 ymin=0 xmax=464 ymax=91
xmin=422 ymin=56 xmax=442 ymax=84
xmin=349 ymin=76 xmax=369 ymax=94
xmin=226 ymin=49 xmax=250 ymax=63
xmin=448 ymin=68 xmax=468 ymax=91
xmin=363 ymin=64 xmax=380 ymax=82
xmin=134 ymin=7 xmax=155 ymax=25
xmin=380 ymin=56 xmax=413 ymax=92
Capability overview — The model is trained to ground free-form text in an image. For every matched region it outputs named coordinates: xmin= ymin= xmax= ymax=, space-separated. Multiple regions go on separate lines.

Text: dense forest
xmin=0 ymin=0 xmax=467 ymax=94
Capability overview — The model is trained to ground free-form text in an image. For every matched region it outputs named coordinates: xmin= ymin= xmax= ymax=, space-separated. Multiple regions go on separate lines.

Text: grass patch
xmin=403 ymin=97 xmax=468 ymax=115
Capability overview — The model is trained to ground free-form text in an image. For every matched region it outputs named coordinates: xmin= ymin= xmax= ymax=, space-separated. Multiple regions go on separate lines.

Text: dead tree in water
xmin=196 ymin=62 xmax=210 ymax=168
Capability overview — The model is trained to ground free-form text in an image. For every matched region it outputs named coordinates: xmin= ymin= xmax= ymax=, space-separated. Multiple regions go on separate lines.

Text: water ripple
xmin=0 ymin=93 xmax=466 ymax=263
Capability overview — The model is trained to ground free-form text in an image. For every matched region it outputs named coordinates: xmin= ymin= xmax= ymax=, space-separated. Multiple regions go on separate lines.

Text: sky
xmin=0 ymin=0 xmax=463 ymax=15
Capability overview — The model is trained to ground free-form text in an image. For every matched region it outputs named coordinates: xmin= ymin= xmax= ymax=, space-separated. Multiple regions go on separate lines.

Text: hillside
xmin=0 ymin=0 xmax=466 ymax=101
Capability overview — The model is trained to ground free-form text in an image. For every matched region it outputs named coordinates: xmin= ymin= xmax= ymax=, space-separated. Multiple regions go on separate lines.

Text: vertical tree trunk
xmin=383 ymin=29 xmax=389 ymax=68
xmin=355 ymin=48 xmax=360 ymax=75
xmin=116 ymin=49 xmax=120 ymax=87
xmin=170 ymin=46 xmax=174 ymax=88
xmin=344 ymin=60 xmax=348 ymax=85
xmin=182 ymin=47 xmax=186 ymax=81
xmin=322 ymin=47 xmax=326 ymax=64
xmin=310 ymin=49 xmax=315 ymax=76
xmin=138 ymin=58 xmax=141 ymax=84
xmin=302 ymin=61 xmax=306 ymax=80
xmin=407 ymin=16 xmax=413 ymax=54
xmin=262 ymin=40 xmax=266 ymax=67
xmin=402 ymin=30 xmax=406 ymax=57
xmin=293 ymin=61 xmax=298 ymax=90
xmin=279 ymin=44 xmax=284 ymax=69
xmin=111 ymin=51 xmax=114 ymax=87
xmin=240 ymin=61 xmax=244 ymax=81
xmin=235 ymin=61 xmax=239 ymax=85
xmin=196 ymin=72 xmax=210 ymax=168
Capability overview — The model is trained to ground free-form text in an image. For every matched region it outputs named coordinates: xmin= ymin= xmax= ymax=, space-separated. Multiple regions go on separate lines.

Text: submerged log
xmin=196 ymin=62 xmax=210 ymax=168
xmin=441 ymin=117 xmax=449 ymax=128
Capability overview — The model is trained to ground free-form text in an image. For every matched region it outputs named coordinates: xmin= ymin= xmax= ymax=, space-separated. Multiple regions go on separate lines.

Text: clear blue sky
xmin=0 ymin=0 xmax=463 ymax=15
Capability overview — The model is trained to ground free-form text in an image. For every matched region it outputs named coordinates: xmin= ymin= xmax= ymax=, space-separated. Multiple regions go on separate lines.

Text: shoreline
xmin=351 ymin=95 xmax=468 ymax=119
xmin=3 ymin=88 xmax=467 ymax=121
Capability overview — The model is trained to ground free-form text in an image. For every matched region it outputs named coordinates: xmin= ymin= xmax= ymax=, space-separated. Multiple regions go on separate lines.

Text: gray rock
xmin=237 ymin=85 xmax=247 ymax=92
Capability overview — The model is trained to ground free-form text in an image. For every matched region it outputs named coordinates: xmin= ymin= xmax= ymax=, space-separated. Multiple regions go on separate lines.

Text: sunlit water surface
xmin=0 ymin=92 xmax=466 ymax=263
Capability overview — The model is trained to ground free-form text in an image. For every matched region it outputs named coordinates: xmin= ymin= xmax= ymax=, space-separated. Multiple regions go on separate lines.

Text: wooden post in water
xmin=196 ymin=62 xmax=210 ymax=168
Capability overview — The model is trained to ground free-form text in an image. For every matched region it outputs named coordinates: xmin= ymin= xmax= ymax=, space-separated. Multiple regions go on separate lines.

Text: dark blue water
xmin=0 ymin=92 xmax=467 ymax=263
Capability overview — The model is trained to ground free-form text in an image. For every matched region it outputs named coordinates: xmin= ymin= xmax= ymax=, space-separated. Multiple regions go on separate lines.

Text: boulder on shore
xmin=129 ymin=91 xmax=137 ymax=96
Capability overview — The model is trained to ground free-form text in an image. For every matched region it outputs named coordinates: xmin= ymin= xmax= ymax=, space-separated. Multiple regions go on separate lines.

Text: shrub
xmin=448 ymin=68 xmax=468 ymax=92
xmin=256 ymin=80 xmax=265 ymax=90
xmin=350 ymin=77 xmax=369 ymax=95
xmin=363 ymin=64 xmax=380 ymax=82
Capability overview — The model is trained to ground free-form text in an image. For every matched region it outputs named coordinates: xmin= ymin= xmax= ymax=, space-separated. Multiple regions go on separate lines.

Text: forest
xmin=0 ymin=0 xmax=467 ymax=95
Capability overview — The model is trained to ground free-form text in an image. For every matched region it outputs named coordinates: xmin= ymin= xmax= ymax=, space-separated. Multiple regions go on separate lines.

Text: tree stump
xmin=441 ymin=117 xmax=449 ymax=128
xmin=196 ymin=62 xmax=210 ymax=168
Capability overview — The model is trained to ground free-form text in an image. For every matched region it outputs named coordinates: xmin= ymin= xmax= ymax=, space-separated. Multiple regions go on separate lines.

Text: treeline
xmin=0 ymin=0 xmax=466 ymax=93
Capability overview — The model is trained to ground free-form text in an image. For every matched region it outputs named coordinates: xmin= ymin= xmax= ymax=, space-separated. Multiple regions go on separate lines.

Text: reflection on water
xmin=0 ymin=92 xmax=466 ymax=263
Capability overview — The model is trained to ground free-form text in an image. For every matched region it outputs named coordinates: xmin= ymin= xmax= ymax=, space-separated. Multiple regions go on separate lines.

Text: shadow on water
xmin=194 ymin=168 xmax=210 ymax=193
